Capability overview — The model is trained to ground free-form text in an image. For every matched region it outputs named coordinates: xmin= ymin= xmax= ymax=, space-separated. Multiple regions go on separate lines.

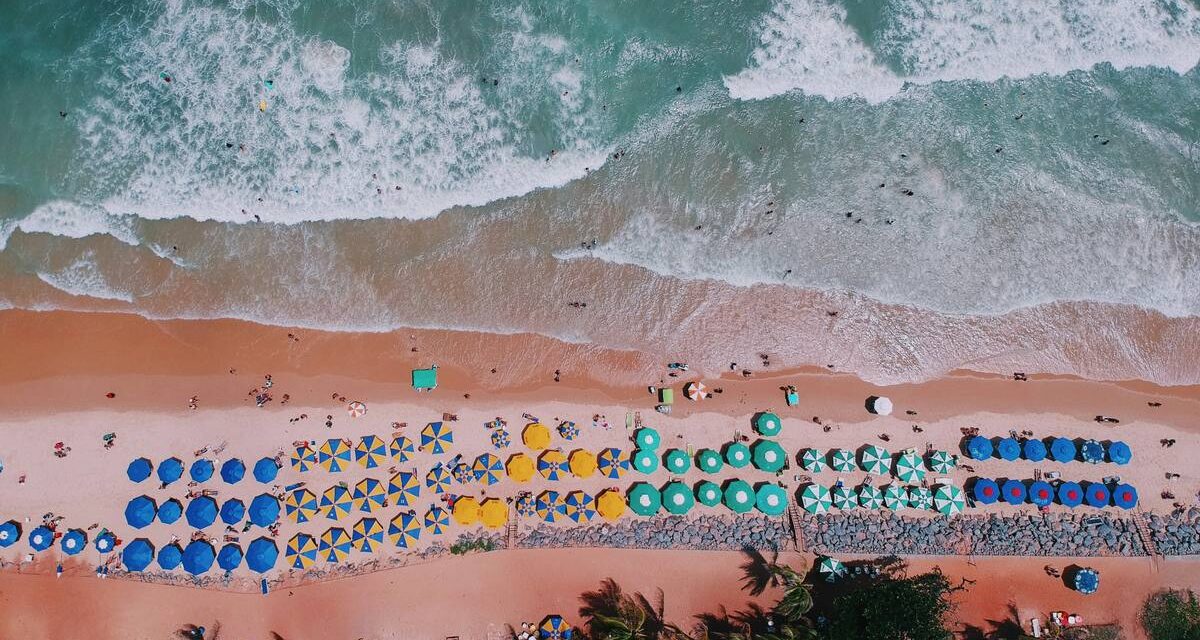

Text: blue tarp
xmin=190 ymin=459 xmax=215 ymax=483
xmin=966 ymin=436 xmax=993 ymax=460
xmin=1058 ymin=482 xmax=1084 ymax=508
xmin=157 ymin=543 xmax=183 ymax=570
xmin=1001 ymin=479 xmax=1027 ymax=506
xmin=249 ymin=494 xmax=281 ymax=527
xmin=0 ymin=521 xmax=20 ymax=548
xmin=1028 ymin=481 xmax=1054 ymax=507
xmin=125 ymin=495 xmax=157 ymax=529
xmin=220 ymin=499 xmax=246 ymax=525
xmin=1112 ymin=484 xmax=1138 ymax=510
xmin=158 ymin=457 xmax=184 ymax=484
xmin=1107 ymin=441 xmax=1132 ymax=465
xmin=253 ymin=457 xmax=279 ymax=483
xmin=996 ymin=438 xmax=1021 ymax=461
xmin=122 ymin=539 xmax=155 ymax=571
xmin=1081 ymin=440 xmax=1105 ymax=464
xmin=1086 ymin=484 xmax=1111 ymax=508
xmin=246 ymin=537 xmax=279 ymax=573
xmin=972 ymin=478 xmax=999 ymax=505
xmin=186 ymin=496 xmax=219 ymax=529
xmin=182 ymin=541 xmax=216 ymax=575
xmin=1050 ymin=438 xmax=1076 ymax=463
xmin=157 ymin=498 xmax=183 ymax=524
xmin=220 ymin=459 xmax=245 ymax=484
xmin=1023 ymin=439 xmax=1047 ymax=462
xmin=127 ymin=458 xmax=153 ymax=482
xmin=217 ymin=544 xmax=243 ymax=571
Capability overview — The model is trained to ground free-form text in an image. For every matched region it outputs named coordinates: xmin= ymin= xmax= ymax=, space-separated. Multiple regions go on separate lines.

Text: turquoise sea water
xmin=1 ymin=0 xmax=1199 ymax=383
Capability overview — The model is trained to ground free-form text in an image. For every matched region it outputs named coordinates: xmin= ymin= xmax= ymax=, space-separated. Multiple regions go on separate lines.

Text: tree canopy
xmin=822 ymin=571 xmax=954 ymax=640
xmin=1142 ymin=590 xmax=1200 ymax=640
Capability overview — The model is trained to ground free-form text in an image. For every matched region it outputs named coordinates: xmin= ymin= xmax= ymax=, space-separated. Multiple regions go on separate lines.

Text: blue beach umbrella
xmin=0 ymin=521 xmax=21 ymax=548
xmin=94 ymin=531 xmax=116 ymax=553
xmin=220 ymin=498 xmax=245 ymax=525
xmin=122 ymin=539 xmax=154 ymax=571
xmin=966 ymin=436 xmax=993 ymax=460
xmin=253 ymin=457 xmax=279 ymax=483
xmin=157 ymin=543 xmax=183 ymax=570
xmin=1000 ymin=479 xmax=1026 ymax=506
xmin=157 ymin=498 xmax=183 ymax=524
xmin=1050 ymin=438 xmax=1076 ymax=463
xmin=186 ymin=496 xmax=219 ymax=528
xmin=28 ymin=526 xmax=54 ymax=552
xmin=217 ymin=544 xmax=243 ymax=571
xmin=220 ymin=459 xmax=245 ymax=484
xmin=1023 ymin=439 xmax=1047 ymax=462
xmin=190 ymin=459 xmax=215 ymax=483
xmin=127 ymin=457 xmax=153 ymax=482
xmin=246 ymin=538 xmax=278 ymax=573
xmin=1028 ymin=481 xmax=1055 ymax=507
xmin=249 ymin=494 xmax=281 ymax=527
xmin=1107 ymin=441 xmax=1131 ymax=465
xmin=1081 ymin=439 xmax=1105 ymax=464
xmin=182 ymin=540 xmax=216 ymax=575
xmin=125 ymin=495 xmax=158 ymax=529
xmin=1058 ymin=482 xmax=1084 ymax=508
xmin=996 ymin=438 xmax=1021 ymax=461
xmin=158 ymin=457 xmax=184 ymax=484
xmin=1074 ymin=567 xmax=1100 ymax=595
xmin=60 ymin=529 xmax=87 ymax=555
xmin=972 ymin=478 xmax=999 ymax=505
xmin=1112 ymin=484 xmax=1138 ymax=510
xmin=1086 ymin=483 xmax=1111 ymax=508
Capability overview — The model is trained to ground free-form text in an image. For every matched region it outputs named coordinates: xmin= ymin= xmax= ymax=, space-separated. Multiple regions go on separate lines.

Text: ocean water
xmin=1 ymin=0 xmax=1199 ymax=384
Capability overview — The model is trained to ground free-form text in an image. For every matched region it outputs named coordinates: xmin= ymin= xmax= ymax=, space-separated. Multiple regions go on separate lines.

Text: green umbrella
xmin=661 ymin=481 xmax=695 ymax=515
xmin=723 ymin=480 xmax=755 ymax=514
xmin=882 ymin=484 xmax=908 ymax=510
xmin=724 ymin=442 xmax=751 ymax=468
xmin=634 ymin=427 xmax=661 ymax=450
xmin=755 ymin=484 xmax=788 ymax=516
xmin=832 ymin=486 xmax=858 ymax=510
xmin=800 ymin=484 xmax=832 ymax=514
xmin=751 ymin=440 xmax=787 ymax=473
xmin=696 ymin=449 xmax=724 ymax=473
xmin=631 ymin=449 xmax=659 ymax=474
xmin=695 ymin=481 xmax=722 ymax=507
xmin=859 ymin=445 xmax=892 ymax=476
xmin=927 ymin=450 xmax=956 ymax=474
xmin=664 ymin=449 xmax=691 ymax=474
xmin=754 ymin=412 xmax=782 ymax=437
xmin=894 ymin=451 xmax=926 ymax=483
xmin=908 ymin=486 xmax=933 ymax=510
xmin=934 ymin=484 xmax=966 ymax=516
xmin=627 ymin=483 xmax=661 ymax=516
xmin=800 ymin=448 xmax=826 ymax=472
xmin=857 ymin=484 xmax=883 ymax=509
xmin=829 ymin=449 xmax=857 ymax=472
xmin=817 ymin=556 xmax=846 ymax=582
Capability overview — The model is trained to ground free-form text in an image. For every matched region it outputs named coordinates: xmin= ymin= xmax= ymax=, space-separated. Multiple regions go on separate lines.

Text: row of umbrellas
xmin=125 ymin=494 xmax=280 ymax=529
xmin=0 ymin=524 xmax=119 ymax=555
xmin=128 ymin=456 xmax=280 ymax=485
xmin=616 ymin=481 xmax=789 ymax=518
xmin=290 ymin=425 xmax=453 ymax=473
xmin=121 ymin=537 xmax=279 ymax=574
xmin=799 ymin=483 xmax=967 ymax=515
xmin=516 ymin=489 xmax=626 ymax=522
xmin=965 ymin=437 xmax=1131 ymax=465
xmin=971 ymin=478 xmax=1139 ymax=509
xmin=799 ymin=447 xmax=956 ymax=480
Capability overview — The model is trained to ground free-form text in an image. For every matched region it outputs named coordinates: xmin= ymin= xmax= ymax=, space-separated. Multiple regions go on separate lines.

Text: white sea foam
xmin=0 ymin=201 xmax=139 ymax=250
xmin=34 ymin=253 xmax=134 ymax=303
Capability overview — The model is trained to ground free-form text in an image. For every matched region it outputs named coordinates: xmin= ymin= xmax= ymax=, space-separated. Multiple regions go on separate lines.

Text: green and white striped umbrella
xmin=933 ymin=484 xmax=966 ymax=516
xmin=724 ymin=442 xmax=751 ymax=468
xmin=908 ymin=486 xmax=933 ymax=510
xmin=631 ymin=449 xmax=659 ymax=474
xmin=800 ymin=484 xmax=832 ymax=514
xmin=817 ymin=556 xmax=847 ymax=582
xmin=894 ymin=451 xmax=926 ymax=483
xmin=723 ymin=480 xmax=756 ymax=514
xmin=696 ymin=481 xmax=722 ymax=507
xmin=800 ymin=448 xmax=826 ymax=473
xmin=832 ymin=486 xmax=858 ymax=510
xmin=860 ymin=445 xmax=892 ymax=476
xmin=927 ymin=450 xmax=956 ymax=474
xmin=829 ymin=449 xmax=857 ymax=472
xmin=882 ymin=484 xmax=909 ymax=510
xmin=857 ymin=484 xmax=883 ymax=509
xmin=696 ymin=449 xmax=724 ymax=473
xmin=664 ymin=449 xmax=691 ymax=474
xmin=755 ymin=484 xmax=789 ymax=516
xmin=751 ymin=440 xmax=787 ymax=473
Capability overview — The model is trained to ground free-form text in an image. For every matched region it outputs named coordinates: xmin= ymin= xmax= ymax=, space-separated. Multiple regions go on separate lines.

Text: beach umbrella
xmin=1112 ymin=484 xmax=1138 ymax=510
xmin=894 ymin=451 xmax=926 ymax=483
xmin=832 ymin=485 xmax=858 ymax=511
xmin=966 ymin=436 xmax=993 ymax=461
xmin=559 ymin=490 xmax=593 ymax=523
xmin=754 ymin=412 xmax=783 ymax=436
xmin=632 ymin=449 xmax=659 ymax=474
xmin=800 ymin=448 xmax=826 ymax=473
xmin=157 ymin=498 xmax=183 ymax=524
xmin=480 ymin=498 xmax=509 ymax=528
xmin=321 ymin=485 xmax=353 ymax=520
xmin=522 ymin=423 xmax=551 ymax=450
xmin=158 ymin=457 xmax=184 ymax=484
xmin=597 ymin=448 xmax=629 ymax=479
xmin=506 ymin=453 xmax=536 ymax=483
xmin=452 ymin=462 xmax=474 ymax=485
xmin=857 ymin=484 xmax=883 ymax=509
xmin=423 ymin=507 xmax=450 ymax=534
xmin=183 ymin=540 xmax=216 ymax=575
xmin=829 ymin=448 xmax=857 ymax=472
xmin=127 ymin=457 xmax=153 ymax=483
xmin=355 ymin=435 xmax=388 ymax=469
xmin=1107 ymin=441 xmax=1131 ymax=465
xmin=725 ymin=442 xmax=752 ymax=468
xmin=723 ymin=480 xmax=755 ymax=514
xmin=568 ymin=449 xmax=598 ymax=478
xmin=1086 ymin=483 xmax=1111 ymax=508
xmin=220 ymin=459 xmax=245 ymax=484
xmin=318 ymin=438 xmax=354 ymax=472
xmin=908 ymin=486 xmax=934 ymax=510
xmin=867 ymin=395 xmax=893 ymax=415
xmin=801 ymin=484 xmax=833 ymax=514
xmin=538 ymin=449 xmax=568 ymax=481
xmin=1028 ymin=481 xmax=1055 ymax=507
xmin=0 ymin=521 xmax=20 ymax=548
xmin=1023 ymin=439 xmax=1047 ymax=462
xmin=387 ymin=470 xmax=420 ymax=505
xmin=539 ymin=615 xmax=573 ymax=640
xmin=557 ymin=421 xmax=580 ymax=441
xmin=662 ymin=481 xmax=695 ymax=515
xmin=1050 ymin=438 xmax=1076 ymax=463
xmin=125 ymin=495 xmax=157 ymax=529
xmin=220 ymin=498 xmax=245 ymax=525
xmin=972 ymin=478 xmax=1000 ymax=505
xmin=249 ymin=494 xmax=280 ymax=527
xmin=1073 ymin=567 xmax=1100 ymax=595
xmin=486 ymin=427 xmax=510 ymax=449
xmin=190 ymin=459 xmax=215 ymax=483
xmin=471 ymin=453 xmax=504 ymax=486
xmin=756 ymin=484 xmax=788 ymax=516
xmin=635 ymin=427 xmax=662 ymax=450
xmin=628 ymin=484 xmax=662 ymax=517
xmin=515 ymin=494 xmax=537 ymax=518
xmin=186 ymin=496 xmax=219 ymax=529
xmin=664 ymin=449 xmax=691 ymax=474
xmin=157 ymin=543 xmax=183 ymax=570
xmin=595 ymin=489 xmax=626 ymax=521
xmin=60 ymin=529 xmax=87 ymax=555
xmin=285 ymin=533 xmax=318 ymax=569
xmin=453 ymin=497 xmax=481 ymax=526
xmin=882 ymin=485 xmax=908 ymax=510
xmin=290 ymin=444 xmax=316 ymax=471
xmin=389 ymin=435 xmax=415 ymax=462
xmin=425 ymin=465 xmax=452 ymax=495
xmin=1081 ymin=439 xmax=1105 ymax=464
xmin=696 ymin=449 xmax=724 ymax=474
xmin=217 ymin=544 xmax=243 ymax=571
xmin=996 ymin=438 xmax=1021 ymax=462
xmin=752 ymin=440 xmax=787 ymax=473
xmin=818 ymin=557 xmax=847 ymax=582
xmin=319 ymin=527 xmax=353 ymax=562
xmin=684 ymin=381 xmax=707 ymax=401
xmin=1001 ymin=480 xmax=1027 ymax=506
xmin=246 ymin=538 xmax=278 ymax=573
xmin=252 ymin=457 xmax=279 ymax=483
xmin=1058 ymin=482 xmax=1084 ymax=508
xmin=353 ymin=478 xmax=387 ymax=512
xmin=934 ymin=484 xmax=966 ymax=516
xmin=859 ymin=445 xmax=892 ymax=476
xmin=696 ymin=481 xmax=722 ymax=507
xmin=537 ymin=490 xmax=568 ymax=522
xmin=927 ymin=450 xmax=956 ymax=474
xmin=284 ymin=488 xmax=319 ymax=523
xmin=28 ymin=526 xmax=53 ymax=552
xmin=122 ymin=539 xmax=154 ymax=571
xmin=389 ymin=512 xmax=423 ymax=547
xmin=347 ymin=401 xmax=367 ymax=417
xmin=352 ymin=517 xmax=386 ymax=552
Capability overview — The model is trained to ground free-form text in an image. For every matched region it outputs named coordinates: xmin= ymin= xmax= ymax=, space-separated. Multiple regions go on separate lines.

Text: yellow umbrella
xmin=595 ymin=489 xmax=626 ymax=521
xmin=506 ymin=453 xmax=535 ymax=483
xmin=479 ymin=498 xmax=507 ymax=529
xmin=522 ymin=422 xmax=551 ymax=450
xmin=568 ymin=449 xmax=597 ymax=478
xmin=453 ymin=497 xmax=480 ymax=526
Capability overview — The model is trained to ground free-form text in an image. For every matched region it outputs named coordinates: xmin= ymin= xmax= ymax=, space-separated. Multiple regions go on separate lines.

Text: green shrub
xmin=1141 ymin=590 xmax=1200 ymax=640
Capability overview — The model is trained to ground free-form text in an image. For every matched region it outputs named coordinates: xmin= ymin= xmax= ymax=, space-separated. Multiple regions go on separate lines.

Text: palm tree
xmin=579 ymin=578 xmax=693 ymax=639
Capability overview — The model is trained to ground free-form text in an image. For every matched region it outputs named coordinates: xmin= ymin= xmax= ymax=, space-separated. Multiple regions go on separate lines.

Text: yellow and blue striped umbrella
xmin=538 ymin=449 xmax=568 ymax=481
xmin=425 ymin=465 xmax=452 ymax=494
xmin=420 ymin=421 xmax=453 ymax=455
xmin=452 ymin=462 xmax=474 ymax=485
xmin=536 ymin=490 xmax=567 ymax=523
xmin=597 ymin=448 xmax=629 ymax=479
xmin=351 ymin=517 xmax=385 ymax=552
xmin=284 ymin=488 xmax=318 ymax=523
xmin=472 ymin=453 xmax=504 ymax=485
xmin=317 ymin=439 xmax=353 ymax=472
xmin=490 ymin=428 xmax=511 ymax=449
xmin=319 ymin=526 xmax=353 ymax=563
xmin=290 ymin=444 xmax=316 ymax=472
xmin=388 ymin=470 xmax=421 ymax=505
xmin=557 ymin=421 xmax=580 ymax=440
xmin=388 ymin=512 xmax=421 ymax=548
xmin=516 ymin=494 xmax=537 ymax=517
xmin=355 ymin=435 xmax=388 ymax=469
xmin=564 ymin=490 xmax=596 ymax=523
xmin=389 ymin=435 xmax=414 ymax=462
xmin=352 ymin=478 xmax=386 ymax=513
xmin=320 ymin=485 xmax=353 ymax=520
xmin=540 ymin=615 xmax=573 ymax=639
xmin=423 ymin=507 xmax=450 ymax=535
xmin=285 ymin=533 xmax=318 ymax=569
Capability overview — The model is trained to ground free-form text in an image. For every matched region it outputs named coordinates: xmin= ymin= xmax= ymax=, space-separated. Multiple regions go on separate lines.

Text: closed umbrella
xmin=754 ymin=412 xmax=782 ymax=436
xmin=389 ymin=512 xmax=422 ymax=547
xmin=882 ymin=485 xmax=908 ymax=510
xmin=563 ymin=491 xmax=596 ymax=523
xmin=220 ymin=498 xmax=245 ymax=525
xmin=696 ymin=481 xmax=722 ymax=507
xmin=927 ymin=450 xmax=956 ymax=474
xmin=1058 ymin=482 xmax=1084 ymax=508
xmin=632 ymin=449 xmax=659 ymax=474
xmin=1107 ymin=441 xmax=1131 ymax=465
xmin=1081 ymin=439 xmax=1105 ymax=464
xmin=285 ymin=533 xmax=318 ymax=569
xmin=186 ymin=496 xmax=218 ymax=528
xmin=249 ymin=494 xmax=281 ymax=527
xmin=696 ymin=449 xmax=723 ymax=473
xmin=253 ymin=457 xmax=279 ymax=483
xmin=352 ymin=517 xmax=386 ymax=552
xmin=801 ymin=484 xmax=833 ymax=514
xmin=60 ymin=529 xmax=87 ymax=555
xmin=568 ymin=450 xmax=597 ymax=478
xmin=355 ymin=435 xmax=388 ymax=469
xmin=1023 ymin=439 xmax=1047 ymax=462
xmin=217 ymin=544 xmax=243 ymax=571
xmin=595 ymin=489 xmax=626 ymax=521
xmin=537 ymin=490 xmax=568 ymax=522
xmin=859 ymin=445 xmax=892 ymax=476
xmin=506 ymin=454 xmax=535 ymax=483
xmin=220 ymin=459 xmax=245 ymax=484
xmin=894 ymin=451 xmax=926 ymax=483
xmin=829 ymin=449 xmax=857 ymax=472
xmin=752 ymin=440 xmax=787 ymax=473
xmin=858 ymin=484 xmax=883 ymax=509
xmin=800 ymin=448 xmax=826 ymax=472
xmin=973 ymin=478 xmax=999 ymax=505
xmin=127 ymin=457 xmax=153 ymax=482
xmin=724 ymin=442 xmax=751 ymax=468
xmin=190 ymin=459 xmax=214 ymax=483
xmin=320 ymin=485 xmax=353 ymax=520
xmin=420 ymin=422 xmax=453 ymax=455
xmin=1112 ymin=484 xmax=1138 ymax=510
xmin=908 ymin=487 xmax=934 ymax=510
xmin=246 ymin=538 xmax=278 ymax=573
xmin=158 ymin=457 xmax=184 ymax=484
xmin=473 ymin=453 xmax=504 ymax=485
xmin=423 ymin=507 xmax=450 ymax=534
xmin=723 ymin=480 xmax=755 ymax=514
xmin=966 ymin=436 xmax=993 ymax=461
xmin=522 ymin=423 xmax=551 ymax=450
xmin=1028 ymin=481 xmax=1055 ymax=508
xmin=319 ymin=527 xmax=352 ymax=562
xmin=756 ymin=484 xmax=788 ymax=516
xmin=353 ymin=478 xmax=387 ymax=512
xmin=125 ymin=495 xmax=157 ymax=529
xmin=831 ymin=486 xmax=857 ymax=510
xmin=317 ymin=438 xmax=353 ymax=472
xmin=122 ymin=539 xmax=154 ymax=571
xmin=538 ymin=449 xmax=568 ymax=481
xmin=290 ymin=444 xmax=316 ymax=471
xmin=597 ymin=448 xmax=629 ymax=479
xmin=157 ymin=498 xmax=183 ymax=524
xmin=1086 ymin=483 xmax=1111 ymax=508
xmin=183 ymin=540 xmax=216 ymax=575
xmin=157 ymin=543 xmax=183 ymax=570
xmin=634 ymin=427 xmax=661 ymax=450
xmin=1001 ymin=480 xmax=1027 ymax=506
xmin=664 ymin=449 xmax=691 ymax=474
xmin=997 ymin=438 xmax=1021 ymax=461
xmin=390 ymin=435 xmax=415 ymax=462
xmin=628 ymin=484 xmax=662 ymax=517
xmin=934 ymin=484 xmax=966 ymax=516
xmin=389 ymin=470 xmax=421 ymax=504
xmin=1050 ymin=438 xmax=1076 ymax=463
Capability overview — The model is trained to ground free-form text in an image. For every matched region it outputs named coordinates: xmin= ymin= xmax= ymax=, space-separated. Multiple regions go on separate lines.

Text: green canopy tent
xmin=627 ymin=483 xmax=662 ymax=516
xmin=695 ymin=481 xmax=723 ymax=507
xmin=800 ymin=484 xmax=832 ymax=514
xmin=755 ymin=484 xmax=789 ymax=516
xmin=723 ymin=480 xmax=755 ymax=514
xmin=751 ymin=440 xmax=787 ymax=473
xmin=800 ymin=448 xmax=826 ymax=472
xmin=829 ymin=449 xmax=857 ymax=472
xmin=832 ymin=486 xmax=858 ymax=510
xmin=859 ymin=445 xmax=892 ymax=476
xmin=661 ymin=482 xmax=695 ymax=515
xmin=894 ymin=451 xmax=926 ymax=483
